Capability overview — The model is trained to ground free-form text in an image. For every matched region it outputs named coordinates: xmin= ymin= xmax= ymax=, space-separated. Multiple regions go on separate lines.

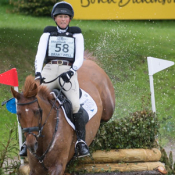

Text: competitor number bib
xmin=48 ymin=36 xmax=75 ymax=59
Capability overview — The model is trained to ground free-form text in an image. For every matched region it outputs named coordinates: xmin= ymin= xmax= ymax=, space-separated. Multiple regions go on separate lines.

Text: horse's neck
xmin=41 ymin=103 xmax=57 ymax=132
xmin=37 ymin=95 xmax=74 ymax=151
xmin=38 ymin=96 xmax=65 ymax=137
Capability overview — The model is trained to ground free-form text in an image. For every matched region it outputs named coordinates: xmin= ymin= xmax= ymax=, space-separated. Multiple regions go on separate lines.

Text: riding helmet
xmin=51 ymin=1 xmax=74 ymax=19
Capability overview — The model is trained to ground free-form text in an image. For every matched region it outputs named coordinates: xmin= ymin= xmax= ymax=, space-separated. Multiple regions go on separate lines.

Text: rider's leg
xmin=41 ymin=64 xmax=62 ymax=90
xmin=73 ymin=107 xmax=90 ymax=157
xmin=42 ymin=64 xmax=89 ymax=157
xmin=59 ymin=72 xmax=90 ymax=157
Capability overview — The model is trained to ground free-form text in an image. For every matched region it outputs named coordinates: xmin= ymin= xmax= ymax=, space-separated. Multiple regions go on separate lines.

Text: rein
xmin=43 ymin=75 xmax=72 ymax=91
xmin=17 ymin=96 xmax=60 ymax=170
xmin=33 ymin=108 xmax=59 ymax=166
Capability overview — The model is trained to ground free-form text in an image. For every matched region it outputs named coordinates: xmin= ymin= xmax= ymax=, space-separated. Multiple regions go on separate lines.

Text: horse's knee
xmin=49 ymin=164 xmax=64 ymax=175
xmin=29 ymin=166 xmax=48 ymax=175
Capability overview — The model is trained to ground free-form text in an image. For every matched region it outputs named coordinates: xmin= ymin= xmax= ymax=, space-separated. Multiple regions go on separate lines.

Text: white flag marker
xmin=147 ymin=57 xmax=174 ymax=113
xmin=147 ymin=57 xmax=174 ymax=75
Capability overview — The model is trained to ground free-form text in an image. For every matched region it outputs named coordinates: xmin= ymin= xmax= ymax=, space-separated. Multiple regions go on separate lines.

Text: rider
xmin=20 ymin=1 xmax=90 ymax=158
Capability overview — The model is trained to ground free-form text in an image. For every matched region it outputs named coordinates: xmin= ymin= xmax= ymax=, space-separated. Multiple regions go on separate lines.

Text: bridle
xmin=17 ymin=96 xmax=60 ymax=170
xmin=17 ymin=98 xmax=43 ymax=139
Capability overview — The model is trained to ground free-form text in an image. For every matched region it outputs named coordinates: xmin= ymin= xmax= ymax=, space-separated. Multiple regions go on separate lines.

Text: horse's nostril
xmin=27 ymin=141 xmax=38 ymax=153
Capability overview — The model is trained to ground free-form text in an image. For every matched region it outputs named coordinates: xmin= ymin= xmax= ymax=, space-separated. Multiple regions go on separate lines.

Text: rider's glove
xmin=35 ymin=72 xmax=43 ymax=84
xmin=60 ymin=68 xmax=75 ymax=83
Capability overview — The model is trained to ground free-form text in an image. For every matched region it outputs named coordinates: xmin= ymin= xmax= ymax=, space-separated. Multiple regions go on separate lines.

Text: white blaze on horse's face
xmin=25 ymin=108 xmax=29 ymax=113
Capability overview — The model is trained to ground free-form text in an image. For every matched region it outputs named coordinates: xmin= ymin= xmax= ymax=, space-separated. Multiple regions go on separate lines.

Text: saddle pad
xmin=50 ymin=89 xmax=97 ymax=130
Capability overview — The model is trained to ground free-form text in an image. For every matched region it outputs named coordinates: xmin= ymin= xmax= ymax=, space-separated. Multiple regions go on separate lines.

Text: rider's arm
xmin=72 ymin=33 xmax=84 ymax=71
xmin=35 ymin=33 xmax=50 ymax=73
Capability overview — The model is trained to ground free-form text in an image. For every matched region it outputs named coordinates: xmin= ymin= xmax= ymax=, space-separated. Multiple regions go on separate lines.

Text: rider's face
xmin=55 ymin=15 xmax=71 ymax=29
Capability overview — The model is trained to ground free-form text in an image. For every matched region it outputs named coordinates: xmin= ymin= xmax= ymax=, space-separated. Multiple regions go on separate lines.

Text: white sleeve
xmin=72 ymin=33 xmax=84 ymax=71
xmin=35 ymin=33 xmax=50 ymax=73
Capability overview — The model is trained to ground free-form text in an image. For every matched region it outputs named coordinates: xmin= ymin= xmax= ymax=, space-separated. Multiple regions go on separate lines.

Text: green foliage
xmin=67 ymin=110 xmax=160 ymax=173
xmin=0 ymin=0 xmax=9 ymax=5
xmin=90 ymin=109 xmax=159 ymax=151
xmin=0 ymin=123 xmax=20 ymax=175
xmin=10 ymin=0 xmax=59 ymax=16
xmin=160 ymin=146 xmax=175 ymax=175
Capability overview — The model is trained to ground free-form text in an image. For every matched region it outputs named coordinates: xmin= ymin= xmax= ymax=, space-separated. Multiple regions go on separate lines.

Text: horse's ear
xmin=32 ymin=83 xmax=38 ymax=97
xmin=23 ymin=81 xmax=38 ymax=98
xmin=11 ymin=87 xmax=21 ymax=100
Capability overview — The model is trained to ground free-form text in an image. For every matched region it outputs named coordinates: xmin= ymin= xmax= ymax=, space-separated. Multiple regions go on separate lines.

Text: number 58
xmin=55 ymin=44 xmax=69 ymax=53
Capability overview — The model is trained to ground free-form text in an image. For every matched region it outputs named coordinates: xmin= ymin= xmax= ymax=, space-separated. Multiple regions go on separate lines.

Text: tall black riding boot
xmin=73 ymin=107 xmax=90 ymax=158
xmin=19 ymin=142 xmax=27 ymax=157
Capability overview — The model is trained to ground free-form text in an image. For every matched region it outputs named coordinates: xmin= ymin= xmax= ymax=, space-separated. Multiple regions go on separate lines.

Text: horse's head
xmin=11 ymin=75 xmax=41 ymax=153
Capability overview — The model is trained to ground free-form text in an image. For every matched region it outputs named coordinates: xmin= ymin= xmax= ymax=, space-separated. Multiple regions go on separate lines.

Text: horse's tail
xmin=84 ymin=50 xmax=97 ymax=61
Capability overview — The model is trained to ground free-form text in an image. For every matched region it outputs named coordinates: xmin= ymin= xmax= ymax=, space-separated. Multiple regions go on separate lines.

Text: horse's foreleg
xmin=28 ymin=163 xmax=48 ymax=175
xmin=48 ymin=164 xmax=65 ymax=175
xmin=29 ymin=168 xmax=48 ymax=175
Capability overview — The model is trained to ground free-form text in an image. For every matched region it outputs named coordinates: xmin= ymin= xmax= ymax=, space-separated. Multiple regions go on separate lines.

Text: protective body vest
xmin=44 ymin=26 xmax=82 ymax=64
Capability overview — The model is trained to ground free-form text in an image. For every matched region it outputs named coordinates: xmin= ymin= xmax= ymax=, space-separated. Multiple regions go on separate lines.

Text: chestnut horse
xmin=11 ymin=55 xmax=115 ymax=175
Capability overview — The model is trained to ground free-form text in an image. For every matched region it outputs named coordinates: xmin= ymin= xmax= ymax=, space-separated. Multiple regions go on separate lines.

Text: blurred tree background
xmin=8 ymin=0 xmax=60 ymax=16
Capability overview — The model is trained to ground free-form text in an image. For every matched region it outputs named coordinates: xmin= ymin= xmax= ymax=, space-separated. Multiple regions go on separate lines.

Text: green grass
xmin=0 ymin=4 xmax=175 ymax=152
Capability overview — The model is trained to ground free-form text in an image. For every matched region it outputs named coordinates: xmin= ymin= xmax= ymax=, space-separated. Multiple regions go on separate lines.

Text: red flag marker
xmin=0 ymin=68 xmax=18 ymax=86
xmin=0 ymin=68 xmax=23 ymax=164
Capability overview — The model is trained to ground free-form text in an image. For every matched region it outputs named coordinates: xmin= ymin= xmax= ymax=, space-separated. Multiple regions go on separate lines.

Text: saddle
xmin=51 ymin=89 xmax=74 ymax=123
xmin=51 ymin=88 xmax=97 ymax=130
xmin=51 ymin=89 xmax=89 ymax=126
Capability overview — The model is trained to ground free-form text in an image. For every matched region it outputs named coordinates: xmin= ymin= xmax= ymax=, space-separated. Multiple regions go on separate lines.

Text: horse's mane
xmin=23 ymin=75 xmax=53 ymax=101
xmin=38 ymin=85 xmax=52 ymax=101
xmin=23 ymin=75 xmax=38 ymax=98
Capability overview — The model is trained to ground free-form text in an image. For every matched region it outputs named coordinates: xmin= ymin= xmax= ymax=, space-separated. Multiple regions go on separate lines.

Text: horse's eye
xmin=33 ymin=109 xmax=40 ymax=116
xmin=17 ymin=112 xmax=21 ymax=119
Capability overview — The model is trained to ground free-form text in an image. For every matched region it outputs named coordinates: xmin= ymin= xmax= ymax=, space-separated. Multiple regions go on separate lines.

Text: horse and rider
xmin=13 ymin=1 xmax=115 ymax=174
xmin=19 ymin=1 xmax=90 ymax=158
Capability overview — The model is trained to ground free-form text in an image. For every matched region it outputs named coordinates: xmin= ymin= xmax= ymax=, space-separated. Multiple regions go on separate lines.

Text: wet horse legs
xmin=48 ymin=164 xmax=65 ymax=175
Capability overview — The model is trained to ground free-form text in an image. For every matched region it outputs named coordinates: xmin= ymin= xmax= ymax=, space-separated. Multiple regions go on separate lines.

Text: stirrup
xmin=74 ymin=140 xmax=90 ymax=158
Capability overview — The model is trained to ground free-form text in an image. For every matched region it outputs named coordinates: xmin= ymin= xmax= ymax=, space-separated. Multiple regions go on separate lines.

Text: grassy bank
xmin=0 ymin=4 xmax=175 ymax=152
